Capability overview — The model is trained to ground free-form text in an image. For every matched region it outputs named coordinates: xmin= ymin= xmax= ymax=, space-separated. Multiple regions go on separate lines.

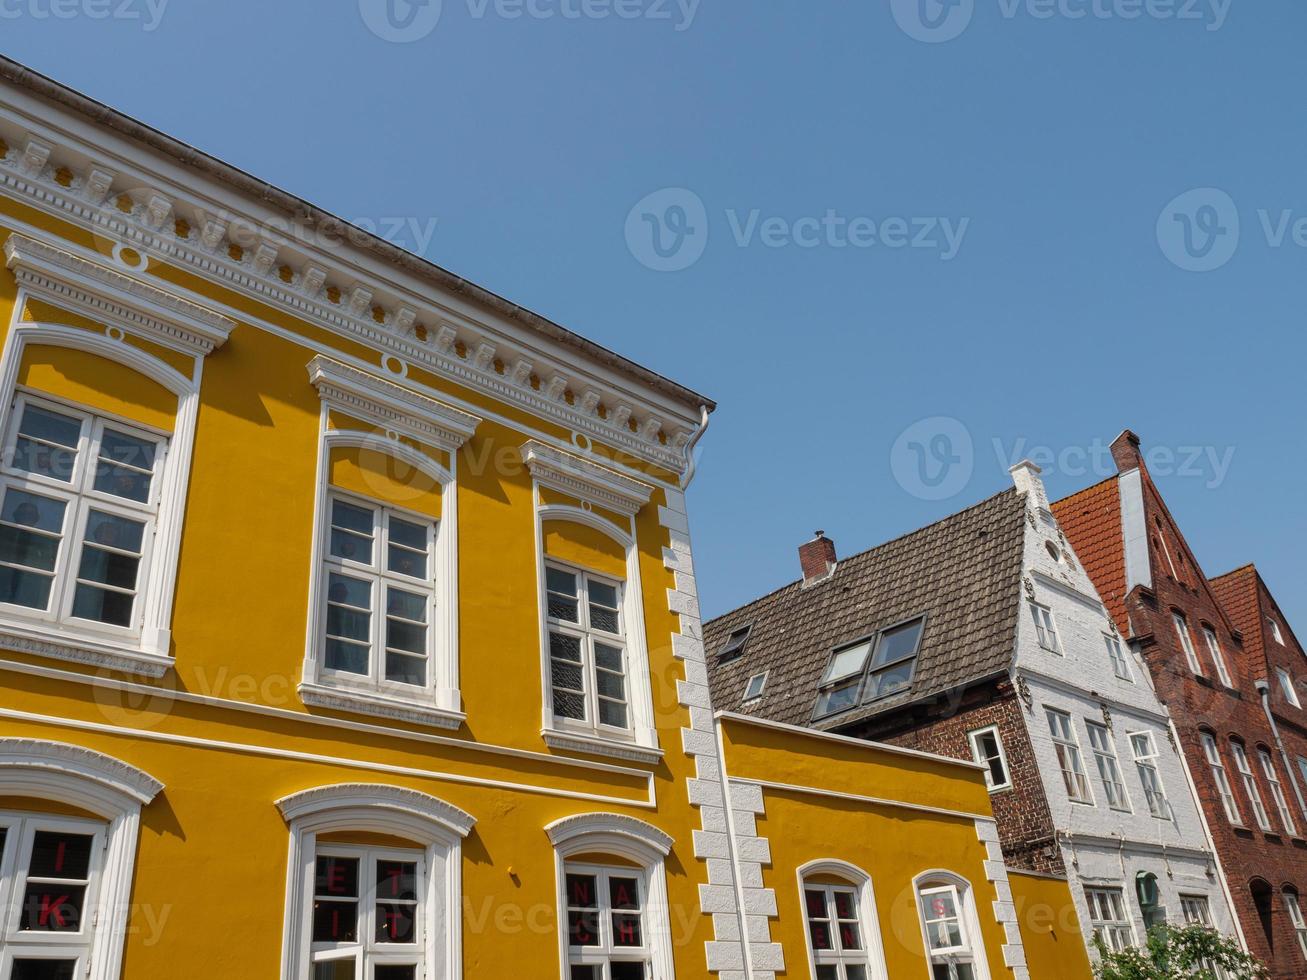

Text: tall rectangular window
xmin=1173 ymin=613 xmax=1202 ymax=675
xmin=803 ymin=881 xmax=871 ymax=979
xmin=1231 ymin=742 xmax=1271 ymax=832
xmin=1286 ymin=892 xmax=1307 ymax=960
xmin=968 ymin=726 xmax=1011 ymax=793
xmin=1270 ymin=618 xmax=1286 ymax=645
xmin=1104 ymin=634 xmax=1132 ymax=682
xmin=1201 ymin=734 xmax=1242 ymax=825
xmin=1046 ymin=709 xmax=1092 ymax=804
xmin=546 ymin=564 xmax=630 ymax=734
xmin=917 ymin=881 xmax=981 ymax=980
xmin=1086 ymin=722 xmax=1130 ymax=811
xmin=1258 ymin=749 xmax=1297 ymax=837
xmin=1278 ymin=669 xmax=1301 ymax=709
xmin=1030 ymin=603 xmax=1060 ymax=654
xmin=322 ymin=494 xmax=436 ymax=690
xmin=1129 ymin=732 xmax=1169 ymax=819
xmin=565 ymin=864 xmax=651 ymax=979
xmin=1201 ymin=627 xmax=1233 ymax=687
xmin=1085 ymin=887 xmax=1133 ymax=953
xmin=0 ymin=395 xmax=166 ymax=634
xmin=311 ymin=845 xmax=425 ymax=978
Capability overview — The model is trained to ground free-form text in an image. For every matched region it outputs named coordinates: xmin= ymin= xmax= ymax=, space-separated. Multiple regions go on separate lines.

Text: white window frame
xmin=1104 ymin=633 xmax=1132 ymax=682
xmin=563 ymin=861 xmax=653 ymax=979
xmin=523 ymin=441 xmax=659 ymax=764
xmin=743 ymin=671 xmax=769 ymax=704
xmin=0 ymin=245 xmax=235 ymax=676
xmin=1230 ymin=742 xmax=1271 ymax=832
xmin=545 ymin=559 xmax=632 ymax=739
xmin=1085 ymin=886 xmax=1134 ymax=953
xmin=1086 ymin=721 xmax=1131 ymax=812
xmin=798 ymin=860 xmax=888 ymax=980
xmin=967 ymin=726 xmax=1011 ymax=793
xmin=546 ymin=813 xmax=675 ymax=980
xmin=1201 ymin=627 xmax=1233 ymax=687
xmin=1270 ymin=618 xmax=1285 ymax=645
xmin=913 ymin=871 xmax=991 ymax=980
xmin=276 ymin=782 xmax=474 ymax=980
xmin=0 ymin=738 xmax=162 ymax=980
xmin=1046 ymin=708 xmax=1093 ymax=804
xmin=1278 ymin=668 xmax=1302 ymax=709
xmin=1296 ymin=757 xmax=1307 ymax=823
xmin=1285 ymin=890 xmax=1307 ymax=960
xmin=1128 ymin=732 xmax=1170 ymax=820
xmin=1258 ymin=749 xmax=1297 ymax=837
xmin=718 ymin=624 xmax=752 ymax=662
xmin=1173 ymin=613 xmax=1202 ymax=675
xmin=301 ymin=357 xmax=480 ymax=730
xmin=1030 ymin=602 xmax=1061 ymax=654
xmin=1201 ymin=734 xmax=1242 ymax=825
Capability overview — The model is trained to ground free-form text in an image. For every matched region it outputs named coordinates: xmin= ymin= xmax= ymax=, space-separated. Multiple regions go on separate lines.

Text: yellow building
xmin=0 ymin=57 xmax=1086 ymax=980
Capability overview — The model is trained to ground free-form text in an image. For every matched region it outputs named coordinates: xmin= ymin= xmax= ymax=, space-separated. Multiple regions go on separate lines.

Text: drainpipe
xmin=679 ymin=405 xmax=711 ymax=489
xmin=1256 ymin=679 xmax=1307 ymax=820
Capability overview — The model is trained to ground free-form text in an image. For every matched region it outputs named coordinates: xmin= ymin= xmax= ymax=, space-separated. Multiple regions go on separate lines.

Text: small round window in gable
xmin=1045 ymin=541 xmax=1063 ymax=563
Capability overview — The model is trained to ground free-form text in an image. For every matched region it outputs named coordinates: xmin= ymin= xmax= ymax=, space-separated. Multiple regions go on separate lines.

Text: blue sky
xmin=5 ymin=0 xmax=1305 ymax=629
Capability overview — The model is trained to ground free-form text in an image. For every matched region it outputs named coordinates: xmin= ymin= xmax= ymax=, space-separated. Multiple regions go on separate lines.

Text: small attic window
xmin=718 ymin=625 xmax=753 ymax=662
xmin=743 ymin=672 xmax=768 ymax=703
xmin=1269 ymin=618 xmax=1285 ymax=645
xmin=1045 ymin=541 xmax=1062 ymax=562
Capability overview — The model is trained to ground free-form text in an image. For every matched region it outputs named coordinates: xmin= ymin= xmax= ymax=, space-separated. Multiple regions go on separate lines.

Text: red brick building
xmin=1054 ymin=431 xmax=1307 ymax=978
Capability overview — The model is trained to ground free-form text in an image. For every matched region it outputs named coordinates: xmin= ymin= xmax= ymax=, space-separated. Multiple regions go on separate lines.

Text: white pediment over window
xmin=520 ymin=440 xmax=653 ymax=516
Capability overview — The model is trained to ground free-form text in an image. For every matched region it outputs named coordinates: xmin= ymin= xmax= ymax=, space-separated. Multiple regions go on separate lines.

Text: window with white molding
xmin=309 ymin=843 xmax=426 ymax=979
xmin=1201 ymin=734 xmax=1242 ymax=825
xmin=802 ymin=880 xmax=873 ymax=980
xmin=1103 ymin=633 xmax=1133 ymax=682
xmin=1278 ymin=669 xmax=1301 ymax=709
xmin=915 ymin=876 xmax=989 ymax=980
xmin=546 ymin=562 xmax=631 ymax=735
xmin=1086 ymin=721 xmax=1130 ymax=812
xmin=1029 ymin=602 xmax=1060 ymax=654
xmin=967 ymin=726 xmax=1010 ymax=793
xmin=1285 ymin=890 xmax=1307 ymax=960
xmin=564 ymin=863 xmax=651 ymax=980
xmin=1172 ymin=613 xmax=1203 ymax=675
xmin=1085 ymin=887 xmax=1133 ymax=953
xmin=1270 ymin=618 xmax=1286 ymax=645
xmin=1129 ymin=732 xmax=1169 ymax=820
xmin=0 ymin=235 xmax=236 ymax=676
xmin=742 ymin=671 xmax=768 ymax=704
xmin=1231 ymin=742 xmax=1271 ymax=832
xmin=1046 ymin=708 xmax=1092 ymax=804
xmin=1201 ymin=626 xmax=1233 ymax=687
xmin=1258 ymin=749 xmax=1297 ymax=837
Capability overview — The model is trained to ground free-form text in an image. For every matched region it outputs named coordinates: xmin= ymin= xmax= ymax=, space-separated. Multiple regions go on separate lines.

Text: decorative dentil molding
xmin=276 ymin=782 xmax=476 ymax=839
xmin=0 ymin=118 xmax=701 ymax=472
xmin=4 ymin=232 xmax=236 ymax=356
xmin=545 ymin=811 xmax=674 ymax=857
xmin=308 ymin=354 xmax=482 ymax=452
xmin=520 ymin=440 xmax=654 ymax=516
xmin=0 ymin=737 xmax=164 ymax=805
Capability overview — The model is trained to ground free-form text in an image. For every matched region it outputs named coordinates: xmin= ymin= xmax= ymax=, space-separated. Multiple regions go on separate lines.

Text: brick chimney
xmin=1111 ymin=429 xmax=1143 ymax=474
xmin=800 ymin=531 xmax=837 ymax=585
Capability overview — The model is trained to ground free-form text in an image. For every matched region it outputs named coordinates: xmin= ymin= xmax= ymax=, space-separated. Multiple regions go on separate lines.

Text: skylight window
xmin=743 ymin=671 xmax=768 ymax=703
xmin=813 ymin=616 xmax=927 ymax=719
xmin=718 ymin=624 xmax=752 ymax=662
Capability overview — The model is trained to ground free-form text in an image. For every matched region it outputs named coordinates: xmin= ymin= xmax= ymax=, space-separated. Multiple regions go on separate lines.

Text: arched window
xmin=546 ymin=813 xmax=675 ymax=980
xmin=914 ymin=872 xmax=991 ymax=980
xmin=1250 ymin=878 xmax=1275 ymax=953
xmin=1284 ymin=886 xmax=1307 ymax=960
xmin=276 ymin=782 xmax=475 ymax=980
xmin=300 ymin=357 xmax=481 ymax=729
xmin=0 ymin=738 xmax=162 ymax=980
xmin=798 ymin=860 xmax=886 ymax=980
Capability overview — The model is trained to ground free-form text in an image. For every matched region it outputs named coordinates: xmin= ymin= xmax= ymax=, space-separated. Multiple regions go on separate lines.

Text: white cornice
xmin=0 ymin=102 xmax=703 ymax=472
xmin=308 ymin=355 xmax=481 ymax=451
xmin=4 ymin=232 xmax=235 ymax=356
xmin=521 ymin=440 xmax=653 ymax=515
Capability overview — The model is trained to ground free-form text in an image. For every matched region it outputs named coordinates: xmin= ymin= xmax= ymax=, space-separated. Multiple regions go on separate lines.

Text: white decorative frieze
xmin=520 ymin=440 xmax=653 ymax=515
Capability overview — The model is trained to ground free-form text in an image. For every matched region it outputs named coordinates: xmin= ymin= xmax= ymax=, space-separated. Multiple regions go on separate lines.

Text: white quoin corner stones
xmin=659 ymin=489 xmax=782 ymax=979
xmin=977 ymin=819 xmax=1030 ymax=980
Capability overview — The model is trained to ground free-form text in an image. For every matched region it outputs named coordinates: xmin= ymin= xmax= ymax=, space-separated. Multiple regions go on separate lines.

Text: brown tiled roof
xmin=1211 ymin=565 xmax=1263 ymax=661
xmin=704 ymin=489 xmax=1028 ymax=730
xmin=1050 ymin=477 xmax=1130 ymax=635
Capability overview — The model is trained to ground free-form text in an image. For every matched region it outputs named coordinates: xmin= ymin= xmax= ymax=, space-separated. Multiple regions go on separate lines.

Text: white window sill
xmin=0 ymin=617 xmax=173 ymax=677
xmin=298 ymin=681 xmax=465 ymax=730
xmin=542 ymin=728 xmax=663 ymax=765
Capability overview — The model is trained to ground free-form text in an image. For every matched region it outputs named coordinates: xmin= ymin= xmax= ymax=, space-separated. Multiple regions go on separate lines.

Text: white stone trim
xmin=914 ymin=865 xmax=1005 ymax=980
xmin=0 ymin=738 xmax=162 ymax=980
xmin=795 ymin=860 xmax=890 ymax=980
xmin=546 ymin=812 xmax=676 ymax=980
xmin=0 ymin=240 xmax=230 ymax=673
xmin=276 ymin=783 xmax=472 ymax=980
xmin=970 ymin=826 xmax=1030 ymax=980
xmin=520 ymin=440 xmax=654 ymax=516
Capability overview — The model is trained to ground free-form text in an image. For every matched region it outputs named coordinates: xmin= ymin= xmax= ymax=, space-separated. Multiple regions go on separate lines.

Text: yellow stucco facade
xmin=0 ymin=65 xmax=1091 ymax=980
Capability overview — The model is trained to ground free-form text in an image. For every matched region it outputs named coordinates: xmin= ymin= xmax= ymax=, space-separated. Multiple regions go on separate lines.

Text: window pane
xmin=548 ymin=592 xmax=580 ymax=622
xmin=13 ymin=437 xmax=76 ymax=482
xmin=328 ymin=574 xmax=372 ymax=611
xmin=609 ymin=965 xmax=645 ymax=980
xmin=597 ymin=669 xmax=627 ymax=700
xmin=550 ymin=632 xmax=582 ymax=663
xmin=568 ymin=910 xmax=600 ymax=947
xmin=332 ymin=499 xmax=375 ymax=534
xmin=376 ymin=904 xmax=416 ymax=943
xmin=316 ymin=856 xmax=360 ymax=897
xmin=325 ymin=639 xmax=369 ymax=675
xmin=387 ymin=588 xmax=427 ymax=622
xmin=612 ymin=913 xmax=642 ymax=947
xmin=28 ymin=831 xmax=92 ymax=878
xmin=568 ymin=873 xmax=598 ymax=908
xmin=385 ymin=653 xmax=427 ymax=686
xmin=11 ymin=962 xmax=77 ymax=980
xmin=93 ymin=460 xmax=152 ymax=503
xmin=389 ymin=517 xmax=427 ymax=550
xmin=588 ymin=580 xmax=618 ymax=609
xmin=98 ymin=428 xmax=156 ymax=469
xmin=589 ymin=603 xmax=620 ymax=634
xmin=846 ymin=968 xmax=868 ymax=980
xmin=330 ymin=528 xmax=372 ymax=563
xmin=312 ymin=902 xmax=358 ymax=943
xmin=867 ymin=661 xmax=915 ymax=699
xmin=816 ymin=967 xmax=838 ymax=980
xmin=387 ymin=545 xmax=427 ymax=579
xmin=20 ymin=404 xmax=81 ymax=447
xmin=874 ymin=619 xmax=924 ymax=665
xmin=71 ymin=584 xmax=135 ymax=627
xmin=809 ymin=919 xmax=832 ymax=950
xmin=570 ymin=968 xmax=599 ymax=980
xmin=377 ymin=861 xmax=417 ymax=901
xmin=374 ymin=968 xmax=416 ymax=980
xmin=817 ymin=678 xmax=860 ymax=716
xmin=3 ymin=489 xmax=67 ymax=533
xmin=823 ymin=641 xmax=871 ymax=684
xmin=553 ymin=691 xmax=586 ymax=722
xmin=19 ymin=884 xmax=86 ymax=932
xmin=311 ymin=962 xmax=356 ymax=980
xmin=77 ymin=544 xmax=141 ymax=590
xmin=595 ymin=643 xmax=623 ymax=672
xmin=386 ymin=617 xmax=426 ymax=655
xmin=805 ymin=889 xmax=828 ymax=919
xmin=84 ymin=511 xmax=144 ymax=553
xmin=0 ymin=566 xmax=54 ymax=609
xmin=0 ymin=524 xmax=60 ymax=571
xmin=327 ymin=604 xmax=371 ymax=642
xmin=833 ymin=890 xmax=856 ymax=920
xmin=547 ymin=567 xmax=577 ymax=596
xmin=599 ymin=700 xmax=629 ymax=729
xmin=551 ymin=659 xmax=584 ymax=694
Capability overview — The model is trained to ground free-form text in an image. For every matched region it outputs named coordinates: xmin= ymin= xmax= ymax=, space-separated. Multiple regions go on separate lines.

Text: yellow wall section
xmin=328 ymin=444 xmax=442 ymax=518
xmin=18 ymin=343 xmax=178 ymax=432
xmin=542 ymin=518 xmax=627 ymax=579
xmin=1009 ymin=871 xmax=1093 ymax=979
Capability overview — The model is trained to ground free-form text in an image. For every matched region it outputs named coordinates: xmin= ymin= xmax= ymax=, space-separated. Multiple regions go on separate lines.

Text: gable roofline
xmin=0 ymin=55 xmax=715 ymax=419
